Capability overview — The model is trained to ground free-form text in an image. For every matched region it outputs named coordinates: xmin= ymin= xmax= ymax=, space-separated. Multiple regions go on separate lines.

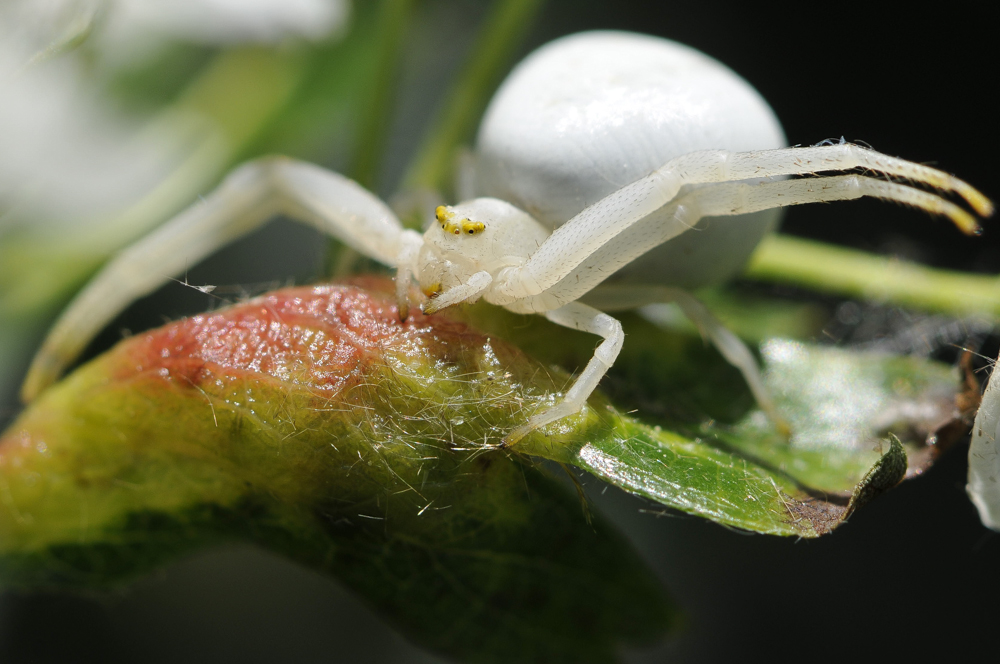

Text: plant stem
xmin=349 ymin=0 xmax=417 ymax=191
xmin=746 ymin=233 xmax=1000 ymax=317
xmin=401 ymin=0 xmax=545 ymax=197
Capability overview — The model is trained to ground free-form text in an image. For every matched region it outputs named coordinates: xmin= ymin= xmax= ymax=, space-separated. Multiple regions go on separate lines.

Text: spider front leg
xmin=22 ymin=157 xmax=422 ymax=402
xmin=503 ymin=302 xmax=624 ymax=447
xmin=666 ymin=144 xmax=993 ymax=224
xmin=493 ymin=150 xmax=992 ymax=443
xmin=492 ymin=144 xmax=991 ymax=305
xmin=568 ymin=171 xmax=994 ymax=432
xmin=665 ymin=173 xmax=981 ymax=233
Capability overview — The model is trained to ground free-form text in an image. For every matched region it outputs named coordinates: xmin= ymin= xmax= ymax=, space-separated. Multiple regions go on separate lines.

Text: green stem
xmin=746 ymin=233 xmax=1000 ymax=317
xmin=324 ymin=0 xmax=416 ymax=276
xmin=349 ymin=0 xmax=417 ymax=191
xmin=401 ymin=0 xmax=545 ymax=197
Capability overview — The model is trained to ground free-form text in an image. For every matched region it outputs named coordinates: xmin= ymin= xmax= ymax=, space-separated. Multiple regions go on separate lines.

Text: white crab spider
xmin=21 ymin=31 xmax=992 ymax=446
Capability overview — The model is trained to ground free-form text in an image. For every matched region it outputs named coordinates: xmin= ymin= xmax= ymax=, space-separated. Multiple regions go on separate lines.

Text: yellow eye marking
xmin=434 ymin=205 xmax=454 ymax=223
xmin=461 ymin=220 xmax=486 ymax=234
xmin=422 ymin=283 xmax=441 ymax=298
xmin=435 ymin=206 xmax=485 ymax=236
xmin=435 ymin=206 xmax=461 ymax=234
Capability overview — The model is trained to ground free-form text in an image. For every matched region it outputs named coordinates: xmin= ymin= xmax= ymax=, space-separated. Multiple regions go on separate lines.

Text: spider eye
xmin=435 ymin=205 xmax=454 ymax=223
xmin=459 ymin=219 xmax=486 ymax=235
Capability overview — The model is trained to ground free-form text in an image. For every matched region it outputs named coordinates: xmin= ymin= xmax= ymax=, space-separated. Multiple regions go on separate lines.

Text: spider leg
xmin=497 ymin=171 xmax=985 ymax=316
xmin=660 ymin=174 xmax=984 ymax=242
xmin=22 ymin=157 xmax=421 ymax=402
xmin=582 ymin=285 xmax=788 ymax=434
xmin=496 ymin=170 xmax=988 ymax=439
xmin=503 ymin=302 xmax=623 ymax=447
xmin=661 ymin=143 xmax=993 ymax=221
xmin=492 ymin=145 xmax=991 ymax=304
xmin=562 ymin=173 xmax=982 ymax=311
xmin=421 ymin=271 xmax=493 ymax=314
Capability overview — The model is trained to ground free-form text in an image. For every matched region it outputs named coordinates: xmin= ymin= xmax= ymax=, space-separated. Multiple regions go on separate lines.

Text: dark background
xmin=2 ymin=1 xmax=998 ymax=662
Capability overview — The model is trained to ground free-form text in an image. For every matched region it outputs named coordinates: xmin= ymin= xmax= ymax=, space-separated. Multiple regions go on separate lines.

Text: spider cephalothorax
xmin=417 ymin=198 xmax=549 ymax=314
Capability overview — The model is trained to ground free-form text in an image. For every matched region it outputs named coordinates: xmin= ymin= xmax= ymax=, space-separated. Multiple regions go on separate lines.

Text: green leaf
xmin=0 ymin=278 xmax=673 ymax=663
xmin=457 ymin=297 xmax=961 ymax=537
xmin=0 ymin=277 xmax=963 ymax=654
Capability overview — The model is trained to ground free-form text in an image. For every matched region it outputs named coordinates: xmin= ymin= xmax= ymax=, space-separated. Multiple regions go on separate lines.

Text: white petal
xmin=108 ymin=0 xmax=350 ymax=45
xmin=0 ymin=38 xmax=200 ymax=232
xmin=968 ymin=357 xmax=1000 ymax=530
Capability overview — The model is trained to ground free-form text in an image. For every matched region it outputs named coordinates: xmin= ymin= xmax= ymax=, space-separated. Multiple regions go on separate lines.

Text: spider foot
xmin=752 ymin=387 xmax=792 ymax=441
xmin=771 ymin=413 xmax=793 ymax=441
xmin=500 ymin=400 xmax=583 ymax=448
xmin=500 ymin=423 xmax=533 ymax=449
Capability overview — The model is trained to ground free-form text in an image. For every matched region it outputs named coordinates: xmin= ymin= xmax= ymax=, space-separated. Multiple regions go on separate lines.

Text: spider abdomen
xmin=475 ymin=30 xmax=785 ymax=288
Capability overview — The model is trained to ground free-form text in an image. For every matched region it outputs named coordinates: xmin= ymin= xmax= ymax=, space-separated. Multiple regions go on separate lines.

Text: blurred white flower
xmin=0 ymin=37 xmax=194 ymax=233
xmin=969 ymin=360 xmax=1000 ymax=530
xmin=99 ymin=0 xmax=350 ymax=65
xmin=0 ymin=0 xmax=103 ymax=64
xmin=106 ymin=0 xmax=349 ymax=45
xmin=0 ymin=0 xmax=350 ymax=234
